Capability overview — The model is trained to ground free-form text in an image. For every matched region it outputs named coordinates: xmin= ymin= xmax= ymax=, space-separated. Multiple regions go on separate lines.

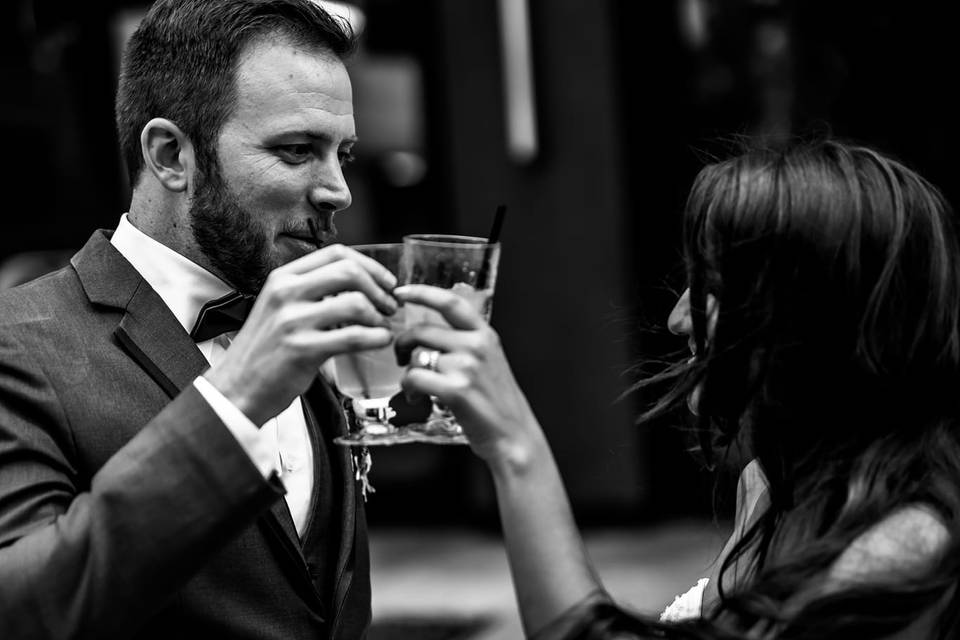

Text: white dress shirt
xmin=111 ymin=213 xmax=314 ymax=536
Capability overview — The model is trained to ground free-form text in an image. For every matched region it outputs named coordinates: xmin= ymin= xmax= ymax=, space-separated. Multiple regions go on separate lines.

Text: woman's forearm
xmin=487 ymin=428 xmax=605 ymax=637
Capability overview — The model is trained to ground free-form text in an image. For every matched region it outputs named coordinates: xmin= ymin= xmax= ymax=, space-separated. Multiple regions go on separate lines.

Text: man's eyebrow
xmin=269 ymin=130 xmax=358 ymax=145
xmin=307 ymin=132 xmax=358 ymax=145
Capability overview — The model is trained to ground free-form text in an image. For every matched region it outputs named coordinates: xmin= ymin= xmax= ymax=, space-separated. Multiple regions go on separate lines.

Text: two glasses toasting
xmin=332 ymin=233 xmax=501 ymax=446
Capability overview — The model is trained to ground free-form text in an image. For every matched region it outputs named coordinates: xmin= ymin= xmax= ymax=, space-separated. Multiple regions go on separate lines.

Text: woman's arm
xmin=487 ymin=425 xmax=606 ymax=636
xmin=395 ymin=285 xmax=605 ymax=636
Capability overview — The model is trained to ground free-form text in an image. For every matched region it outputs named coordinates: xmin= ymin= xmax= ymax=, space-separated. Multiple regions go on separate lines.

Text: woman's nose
xmin=668 ymin=289 xmax=692 ymax=336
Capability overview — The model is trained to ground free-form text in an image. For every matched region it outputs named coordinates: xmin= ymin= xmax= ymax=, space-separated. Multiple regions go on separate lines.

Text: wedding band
xmin=413 ymin=347 xmax=441 ymax=372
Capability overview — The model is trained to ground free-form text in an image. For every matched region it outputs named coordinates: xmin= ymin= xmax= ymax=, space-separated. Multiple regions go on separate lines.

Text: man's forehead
xmin=233 ymin=36 xmax=353 ymax=105
xmin=234 ymin=86 xmax=355 ymax=119
xmin=254 ymin=112 xmax=358 ymax=140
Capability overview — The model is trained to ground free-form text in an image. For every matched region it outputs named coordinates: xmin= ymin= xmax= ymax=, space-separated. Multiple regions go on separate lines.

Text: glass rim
xmin=402 ymin=233 xmax=499 ymax=247
xmin=346 ymin=242 xmax=405 ymax=251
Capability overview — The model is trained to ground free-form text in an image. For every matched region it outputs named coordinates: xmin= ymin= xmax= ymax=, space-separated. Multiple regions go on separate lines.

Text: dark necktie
xmin=189 ymin=291 xmax=256 ymax=342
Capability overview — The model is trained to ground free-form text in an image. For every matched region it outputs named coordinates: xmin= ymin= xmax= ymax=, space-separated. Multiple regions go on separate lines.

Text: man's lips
xmin=281 ymin=231 xmax=336 ymax=248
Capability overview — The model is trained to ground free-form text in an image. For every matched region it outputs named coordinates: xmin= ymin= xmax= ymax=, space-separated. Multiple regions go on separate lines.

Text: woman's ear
xmin=139 ymin=117 xmax=196 ymax=192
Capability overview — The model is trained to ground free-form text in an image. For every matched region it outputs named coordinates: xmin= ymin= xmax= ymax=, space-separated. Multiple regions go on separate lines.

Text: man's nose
xmin=667 ymin=288 xmax=692 ymax=336
xmin=308 ymin=158 xmax=352 ymax=213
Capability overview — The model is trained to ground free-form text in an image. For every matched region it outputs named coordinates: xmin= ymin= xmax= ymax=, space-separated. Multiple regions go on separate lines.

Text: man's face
xmin=189 ymin=37 xmax=356 ymax=293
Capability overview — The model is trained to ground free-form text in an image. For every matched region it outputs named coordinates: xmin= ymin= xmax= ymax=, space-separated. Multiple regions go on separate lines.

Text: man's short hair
xmin=115 ymin=0 xmax=357 ymax=188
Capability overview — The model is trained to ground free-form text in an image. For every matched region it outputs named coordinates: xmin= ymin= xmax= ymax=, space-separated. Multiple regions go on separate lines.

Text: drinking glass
xmin=397 ymin=234 xmax=501 ymax=445
xmin=332 ymin=244 xmax=415 ymax=446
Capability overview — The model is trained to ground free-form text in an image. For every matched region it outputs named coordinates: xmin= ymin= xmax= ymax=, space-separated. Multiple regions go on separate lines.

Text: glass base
xmin=334 ymin=396 xmax=470 ymax=447
xmin=404 ymin=415 xmax=469 ymax=445
xmin=334 ymin=397 xmax=403 ymax=446
xmin=334 ymin=416 xmax=468 ymax=447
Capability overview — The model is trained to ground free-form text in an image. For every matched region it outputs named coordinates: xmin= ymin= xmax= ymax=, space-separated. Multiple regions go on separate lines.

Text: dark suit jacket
xmin=0 ymin=231 xmax=371 ymax=639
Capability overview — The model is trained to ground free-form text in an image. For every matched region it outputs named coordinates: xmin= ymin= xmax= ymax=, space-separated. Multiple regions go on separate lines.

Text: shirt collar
xmin=110 ymin=213 xmax=234 ymax=333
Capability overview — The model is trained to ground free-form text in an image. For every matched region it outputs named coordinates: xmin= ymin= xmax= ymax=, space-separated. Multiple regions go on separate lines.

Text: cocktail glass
xmin=332 ymin=244 xmax=415 ymax=446
xmin=397 ymin=234 xmax=501 ymax=445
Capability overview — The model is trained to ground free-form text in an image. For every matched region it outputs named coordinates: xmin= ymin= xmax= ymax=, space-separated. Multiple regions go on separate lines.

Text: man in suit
xmin=0 ymin=1 xmax=395 ymax=637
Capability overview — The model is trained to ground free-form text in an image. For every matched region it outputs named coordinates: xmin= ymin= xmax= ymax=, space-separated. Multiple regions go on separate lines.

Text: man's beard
xmin=189 ymin=160 xmax=273 ymax=295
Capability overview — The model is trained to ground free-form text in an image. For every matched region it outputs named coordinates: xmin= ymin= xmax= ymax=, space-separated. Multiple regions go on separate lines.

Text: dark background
xmin=1 ymin=0 xmax=957 ymax=528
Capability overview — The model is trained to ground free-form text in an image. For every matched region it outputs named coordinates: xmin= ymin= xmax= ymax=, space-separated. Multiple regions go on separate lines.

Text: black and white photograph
xmin=1 ymin=1 xmax=958 ymax=638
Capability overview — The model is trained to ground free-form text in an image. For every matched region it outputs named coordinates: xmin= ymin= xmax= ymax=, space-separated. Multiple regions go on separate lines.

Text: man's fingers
xmin=393 ymin=285 xmax=483 ymax=330
xmin=338 ymin=247 xmax=398 ymax=292
xmin=300 ymin=325 xmax=394 ymax=355
xmin=295 ymin=293 xmax=392 ymax=330
xmin=271 ymin=258 xmax=398 ymax=316
xmin=282 ymin=243 xmax=396 ymax=288
xmin=280 ymin=244 xmax=397 ymax=301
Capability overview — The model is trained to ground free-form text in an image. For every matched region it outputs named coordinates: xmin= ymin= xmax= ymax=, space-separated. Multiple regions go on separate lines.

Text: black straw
xmin=488 ymin=204 xmax=507 ymax=245
xmin=477 ymin=204 xmax=506 ymax=289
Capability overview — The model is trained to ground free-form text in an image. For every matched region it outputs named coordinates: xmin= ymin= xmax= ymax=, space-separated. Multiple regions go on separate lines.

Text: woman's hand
xmin=394 ymin=285 xmax=543 ymax=468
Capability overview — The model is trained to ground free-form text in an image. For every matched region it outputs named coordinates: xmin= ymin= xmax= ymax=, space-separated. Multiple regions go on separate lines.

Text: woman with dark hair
xmin=394 ymin=139 xmax=960 ymax=638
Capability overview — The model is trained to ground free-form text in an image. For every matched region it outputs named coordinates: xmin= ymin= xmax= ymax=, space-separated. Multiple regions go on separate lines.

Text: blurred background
xmin=2 ymin=0 xmax=958 ymax=636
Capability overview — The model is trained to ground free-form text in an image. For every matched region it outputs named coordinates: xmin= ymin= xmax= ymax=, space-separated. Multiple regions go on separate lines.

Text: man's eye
xmin=276 ymin=144 xmax=312 ymax=164
xmin=338 ymin=150 xmax=356 ymax=166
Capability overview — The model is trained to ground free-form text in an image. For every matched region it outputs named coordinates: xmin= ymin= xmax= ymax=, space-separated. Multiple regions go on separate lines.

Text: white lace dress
xmin=659 ymin=577 xmax=709 ymax=621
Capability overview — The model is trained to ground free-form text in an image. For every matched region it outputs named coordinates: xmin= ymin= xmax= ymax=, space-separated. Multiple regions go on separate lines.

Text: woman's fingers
xmin=401 ymin=367 xmax=461 ymax=402
xmin=394 ymin=285 xmax=484 ymax=330
xmin=394 ymin=324 xmax=485 ymax=365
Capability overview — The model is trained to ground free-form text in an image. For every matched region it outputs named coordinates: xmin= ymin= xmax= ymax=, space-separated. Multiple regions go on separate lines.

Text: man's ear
xmin=140 ymin=118 xmax=196 ymax=192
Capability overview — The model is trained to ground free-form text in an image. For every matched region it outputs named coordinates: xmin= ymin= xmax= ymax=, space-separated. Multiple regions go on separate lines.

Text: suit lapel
xmin=72 ymin=230 xmax=208 ymax=397
xmin=115 ymin=284 xmax=210 ymax=397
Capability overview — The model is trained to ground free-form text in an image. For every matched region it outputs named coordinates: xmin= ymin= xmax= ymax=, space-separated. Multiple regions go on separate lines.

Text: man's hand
xmin=204 ymin=244 xmax=397 ymax=426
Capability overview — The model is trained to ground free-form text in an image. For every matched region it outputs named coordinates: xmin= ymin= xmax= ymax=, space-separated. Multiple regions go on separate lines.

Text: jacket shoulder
xmin=0 ymin=265 xmax=88 ymax=328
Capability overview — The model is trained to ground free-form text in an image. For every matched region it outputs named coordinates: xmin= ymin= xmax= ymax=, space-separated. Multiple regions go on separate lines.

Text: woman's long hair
xmin=632 ymin=138 xmax=960 ymax=638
